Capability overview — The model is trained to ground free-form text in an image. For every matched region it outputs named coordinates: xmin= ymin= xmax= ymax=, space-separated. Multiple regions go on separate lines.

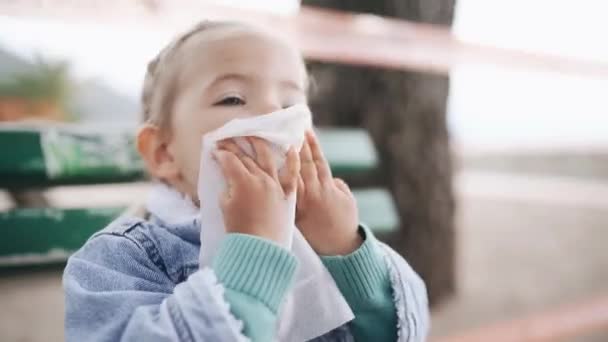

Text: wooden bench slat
xmin=0 ymin=207 xmax=125 ymax=265
xmin=355 ymin=188 xmax=400 ymax=235
xmin=0 ymin=189 xmax=397 ymax=266
xmin=0 ymin=125 xmax=378 ymax=187
xmin=316 ymin=128 xmax=378 ymax=176
xmin=0 ymin=127 xmax=144 ymax=188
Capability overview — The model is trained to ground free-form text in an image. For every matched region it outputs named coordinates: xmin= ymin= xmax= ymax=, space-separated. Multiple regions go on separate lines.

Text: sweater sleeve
xmin=320 ymin=226 xmax=397 ymax=341
xmin=212 ymin=234 xmax=298 ymax=342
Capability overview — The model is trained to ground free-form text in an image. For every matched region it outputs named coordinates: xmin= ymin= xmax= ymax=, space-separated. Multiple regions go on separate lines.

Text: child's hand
xmin=296 ymin=131 xmax=362 ymax=255
xmin=214 ymin=137 xmax=300 ymax=245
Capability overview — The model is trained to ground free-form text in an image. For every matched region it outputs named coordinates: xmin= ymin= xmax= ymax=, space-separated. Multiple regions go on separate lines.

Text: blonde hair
xmin=141 ymin=20 xmax=310 ymax=132
xmin=141 ymin=20 xmax=242 ymax=129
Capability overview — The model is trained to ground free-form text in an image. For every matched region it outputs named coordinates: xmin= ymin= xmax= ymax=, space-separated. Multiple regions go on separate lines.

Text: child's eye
xmin=215 ymin=96 xmax=245 ymax=106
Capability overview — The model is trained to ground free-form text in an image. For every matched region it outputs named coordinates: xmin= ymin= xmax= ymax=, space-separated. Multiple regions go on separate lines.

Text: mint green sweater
xmin=212 ymin=226 xmax=397 ymax=341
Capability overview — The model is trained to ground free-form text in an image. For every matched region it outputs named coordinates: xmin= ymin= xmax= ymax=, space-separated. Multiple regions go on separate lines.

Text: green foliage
xmin=0 ymin=56 xmax=72 ymax=108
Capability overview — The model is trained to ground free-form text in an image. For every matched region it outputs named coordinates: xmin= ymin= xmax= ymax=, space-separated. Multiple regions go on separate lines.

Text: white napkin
xmin=198 ymin=104 xmax=354 ymax=341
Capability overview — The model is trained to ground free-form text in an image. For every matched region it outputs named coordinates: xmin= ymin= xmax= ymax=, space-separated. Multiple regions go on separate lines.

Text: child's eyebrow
xmin=207 ymin=74 xmax=250 ymax=89
xmin=207 ymin=73 xmax=304 ymax=92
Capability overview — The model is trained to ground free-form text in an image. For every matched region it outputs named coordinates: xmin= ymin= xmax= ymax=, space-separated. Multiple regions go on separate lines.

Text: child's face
xmin=161 ymin=27 xmax=307 ymax=199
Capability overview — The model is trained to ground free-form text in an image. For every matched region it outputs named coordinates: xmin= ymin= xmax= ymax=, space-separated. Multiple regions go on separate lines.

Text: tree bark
xmin=303 ymin=0 xmax=456 ymax=306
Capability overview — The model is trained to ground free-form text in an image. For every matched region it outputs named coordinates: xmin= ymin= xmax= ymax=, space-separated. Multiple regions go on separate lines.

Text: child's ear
xmin=137 ymin=124 xmax=180 ymax=182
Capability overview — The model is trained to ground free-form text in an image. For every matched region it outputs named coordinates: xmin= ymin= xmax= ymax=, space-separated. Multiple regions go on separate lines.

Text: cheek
xmin=171 ymin=104 xmax=209 ymax=188
xmin=182 ymin=140 xmax=202 ymax=185
xmin=169 ymin=123 xmax=204 ymax=189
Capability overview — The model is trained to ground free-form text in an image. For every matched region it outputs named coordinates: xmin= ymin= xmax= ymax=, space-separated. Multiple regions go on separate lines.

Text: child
xmin=64 ymin=21 xmax=429 ymax=341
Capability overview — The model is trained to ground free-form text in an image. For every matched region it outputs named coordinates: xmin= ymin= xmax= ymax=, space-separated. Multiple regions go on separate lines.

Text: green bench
xmin=0 ymin=124 xmax=399 ymax=266
xmin=0 ymin=125 xmax=143 ymax=188
xmin=0 ymin=207 xmax=124 ymax=266
xmin=0 ymin=190 xmax=399 ymax=266
xmin=0 ymin=126 xmax=376 ymax=188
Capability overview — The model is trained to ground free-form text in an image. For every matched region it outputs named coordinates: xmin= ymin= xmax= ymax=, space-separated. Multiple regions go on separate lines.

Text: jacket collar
xmin=146 ymin=183 xmax=201 ymax=244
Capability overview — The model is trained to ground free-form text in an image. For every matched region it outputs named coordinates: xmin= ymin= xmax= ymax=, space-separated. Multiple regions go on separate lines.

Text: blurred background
xmin=0 ymin=0 xmax=607 ymax=341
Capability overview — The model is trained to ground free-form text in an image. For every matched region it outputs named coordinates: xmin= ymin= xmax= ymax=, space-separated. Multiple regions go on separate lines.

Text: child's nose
xmin=253 ymin=103 xmax=282 ymax=116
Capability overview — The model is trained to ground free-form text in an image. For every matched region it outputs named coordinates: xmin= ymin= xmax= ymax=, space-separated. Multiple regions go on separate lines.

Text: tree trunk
xmin=303 ymin=0 xmax=456 ymax=306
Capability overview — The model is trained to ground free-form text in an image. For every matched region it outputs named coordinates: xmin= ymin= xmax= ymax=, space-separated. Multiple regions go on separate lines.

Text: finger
xmin=240 ymin=152 xmax=264 ymax=176
xmin=299 ymin=138 xmax=318 ymax=185
xmin=296 ymin=174 xmax=306 ymax=217
xmin=280 ymin=147 xmax=300 ymax=196
xmin=217 ymin=139 xmax=257 ymax=174
xmin=297 ymin=174 xmax=305 ymax=200
xmin=333 ymin=178 xmax=351 ymax=195
xmin=217 ymin=139 xmax=244 ymax=158
xmin=306 ymin=130 xmax=332 ymax=182
xmin=213 ymin=150 xmax=249 ymax=184
xmin=249 ymin=137 xmax=278 ymax=180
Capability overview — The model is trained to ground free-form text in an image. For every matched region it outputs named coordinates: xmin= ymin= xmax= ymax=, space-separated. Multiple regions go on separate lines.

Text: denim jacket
xmin=63 ymin=215 xmax=429 ymax=341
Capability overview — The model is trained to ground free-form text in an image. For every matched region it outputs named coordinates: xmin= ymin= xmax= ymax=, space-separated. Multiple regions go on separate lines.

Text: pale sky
xmin=0 ymin=0 xmax=606 ymax=149
xmin=450 ymin=0 xmax=608 ymax=149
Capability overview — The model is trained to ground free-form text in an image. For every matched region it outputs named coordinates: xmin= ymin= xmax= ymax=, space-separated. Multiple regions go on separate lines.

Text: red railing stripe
xmin=2 ymin=1 xmax=608 ymax=78
xmin=436 ymin=295 xmax=608 ymax=342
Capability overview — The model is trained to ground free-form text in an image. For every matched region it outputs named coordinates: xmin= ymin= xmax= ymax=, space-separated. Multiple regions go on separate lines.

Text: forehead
xmin=176 ymin=26 xmax=306 ymax=86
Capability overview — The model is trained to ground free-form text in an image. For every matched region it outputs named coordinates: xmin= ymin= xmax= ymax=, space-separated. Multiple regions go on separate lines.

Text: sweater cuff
xmin=321 ymin=225 xmax=391 ymax=305
xmin=212 ymin=234 xmax=298 ymax=313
